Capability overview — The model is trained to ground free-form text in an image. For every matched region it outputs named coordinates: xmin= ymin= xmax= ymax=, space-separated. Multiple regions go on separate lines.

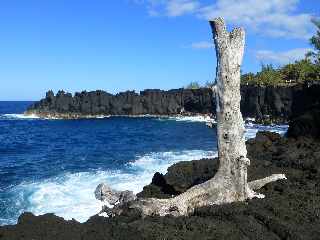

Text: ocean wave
xmin=0 ymin=113 xmax=112 ymax=120
xmin=0 ymin=114 xmax=40 ymax=120
xmin=245 ymin=123 xmax=288 ymax=139
xmin=160 ymin=115 xmax=215 ymax=123
xmin=5 ymin=150 xmax=216 ymax=224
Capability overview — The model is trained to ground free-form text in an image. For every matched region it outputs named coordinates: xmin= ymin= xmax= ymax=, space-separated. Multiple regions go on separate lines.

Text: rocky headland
xmin=25 ymin=83 xmax=320 ymax=123
xmin=1 ymin=102 xmax=320 ymax=239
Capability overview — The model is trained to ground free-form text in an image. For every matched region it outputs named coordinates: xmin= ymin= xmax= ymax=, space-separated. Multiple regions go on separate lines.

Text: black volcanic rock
xmin=287 ymin=109 xmax=320 ymax=139
xmin=25 ymin=84 xmax=320 ymax=121
xmin=26 ymin=88 xmax=215 ymax=118
xmin=137 ymin=158 xmax=219 ymax=198
xmin=136 ymin=172 xmax=178 ymax=199
xmin=286 ymin=84 xmax=320 ymax=138
xmin=137 ymin=131 xmax=320 ymax=199
xmin=240 ymin=85 xmax=293 ymax=121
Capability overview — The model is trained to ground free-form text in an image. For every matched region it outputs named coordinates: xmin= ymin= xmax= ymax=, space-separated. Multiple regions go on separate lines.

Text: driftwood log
xmin=95 ymin=18 xmax=286 ymax=217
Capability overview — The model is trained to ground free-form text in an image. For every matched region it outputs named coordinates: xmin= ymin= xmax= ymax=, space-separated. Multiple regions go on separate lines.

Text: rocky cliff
xmin=26 ymin=88 xmax=214 ymax=118
xmin=26 ymin=84 xmax=320 ymax=121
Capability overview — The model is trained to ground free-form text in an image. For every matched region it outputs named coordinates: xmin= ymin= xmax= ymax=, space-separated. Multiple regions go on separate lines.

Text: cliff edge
xmin=25 ymin=84 xmax=320 ymax=121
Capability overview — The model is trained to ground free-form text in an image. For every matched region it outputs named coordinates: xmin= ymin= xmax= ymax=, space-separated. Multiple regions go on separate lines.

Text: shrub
xmin=185 ymin=81 xmax=201 ymax=89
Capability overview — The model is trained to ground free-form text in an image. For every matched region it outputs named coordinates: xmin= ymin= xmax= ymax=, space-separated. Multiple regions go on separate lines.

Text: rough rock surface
xmin=26 ymin=88 xmax=214 ymax=118
xmin=26 ymin=83 xmax=320 ymax=121
xmin=1 ymin=131 xmax=319 ymax=240
xmin=287 ymin=108 xmax=320 ymax=139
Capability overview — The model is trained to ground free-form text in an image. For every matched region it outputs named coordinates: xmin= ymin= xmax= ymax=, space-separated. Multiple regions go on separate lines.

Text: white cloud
xmin=135 ymin=0 xmax=199 ymax=17
xmin=256 ymin=48 xmax=311 ymax=64
xmin=166 ymin=0 xmax=200 ymax=16
xmin=134 ymin=0 xmax=315 ymax=39
xmin=190 ymin=41 xmax=213 ymax=49
xmin=197 ymin=0 xmax=314 ymax=39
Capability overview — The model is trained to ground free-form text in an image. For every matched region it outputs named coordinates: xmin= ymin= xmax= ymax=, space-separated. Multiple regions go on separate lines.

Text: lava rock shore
xmin=1 ymin=128 xmax=319 ymax=240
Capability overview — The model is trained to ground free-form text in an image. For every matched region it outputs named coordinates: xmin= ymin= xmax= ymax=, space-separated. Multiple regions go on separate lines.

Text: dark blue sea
xmin=0 ymin=101 xmax=288 ymax=225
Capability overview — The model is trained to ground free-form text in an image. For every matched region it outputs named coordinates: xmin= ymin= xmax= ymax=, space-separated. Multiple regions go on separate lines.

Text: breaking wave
xmin=0 ymin=114 xmax=40 ymax=120
xmin=3 ymin=150 xmax=216 ymax=225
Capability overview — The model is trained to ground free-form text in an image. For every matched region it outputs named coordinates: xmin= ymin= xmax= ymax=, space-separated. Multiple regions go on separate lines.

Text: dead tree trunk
xmin=210 ymin=17 xmax=253 ymax=200
xmin=105 ymin=18 xmax=286 ymax=217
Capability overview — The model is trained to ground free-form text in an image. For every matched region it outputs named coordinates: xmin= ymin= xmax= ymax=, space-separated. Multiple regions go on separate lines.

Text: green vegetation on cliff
xmin=185 ymin=81 xmax=201 ymax=89
xmin=242 ymin=18 xmax=320 ymax=86
xmin=307 ymin=18 xmax=320 ymax=64
xmin=241 ymin=60 xmax=320 ymax=86
xmin=186 ymin=19 xmax=320 ymax=88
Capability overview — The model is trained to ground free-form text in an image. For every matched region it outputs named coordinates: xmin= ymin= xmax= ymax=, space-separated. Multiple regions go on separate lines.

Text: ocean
xmin=0 ymin=101 xmax=288 ymax=226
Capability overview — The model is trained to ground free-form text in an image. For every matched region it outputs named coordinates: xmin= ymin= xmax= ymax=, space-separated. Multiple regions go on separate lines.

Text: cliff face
xmin=240 ymin=85 xmax=293 ymax=120
xmin=26 ymin=88 xmax=215 ymax=117
xmin=26 ymin=84 xmax=320 ymax=120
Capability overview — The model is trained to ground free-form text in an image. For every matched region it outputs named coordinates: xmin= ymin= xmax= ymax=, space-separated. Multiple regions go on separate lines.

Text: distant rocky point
xmin=25 ymin=83 xmax=320 ymax=122
xmin=25 ymin=88 xmax=214 ymax=119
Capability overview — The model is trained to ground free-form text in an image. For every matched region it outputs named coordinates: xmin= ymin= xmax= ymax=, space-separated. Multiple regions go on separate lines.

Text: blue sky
xmin=0 ymin=0 xmax=318 ymax=100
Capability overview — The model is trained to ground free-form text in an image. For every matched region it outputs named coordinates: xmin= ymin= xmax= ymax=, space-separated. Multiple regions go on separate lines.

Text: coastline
xmin=25 ymin=83 xmax=320 ymax=124
xmin=25 ymin=84 xmax=320 ymax=124
xmin=23 ymin=111 xmax=288 ymax=127
xmin=23 ymin=111 xmax=216 ymax=122
xmin=1 ymin=129 xmax=319 ymax=239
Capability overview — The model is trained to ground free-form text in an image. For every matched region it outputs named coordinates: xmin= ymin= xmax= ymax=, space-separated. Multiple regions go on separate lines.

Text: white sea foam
xmin=95 ymin=115 xmax=110 ymax=119
xmin=245 ymin=117 xmax=256 ymax=123
xmin=245 ymin=123 xmax=288 ymax=140
xmin=0 ymin=113 xmax=112 ymax=120
xmin=164 ymin=115 xmax=215 ymax=123
xmin=1 ymin=114 xmax=40 ymax=120
xmin=10 ymin=150 xmax=216 ymax=223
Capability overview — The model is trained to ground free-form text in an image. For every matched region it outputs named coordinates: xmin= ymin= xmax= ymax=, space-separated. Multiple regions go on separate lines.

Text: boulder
xmin=138 ymin=159 xmax=219 ymax=198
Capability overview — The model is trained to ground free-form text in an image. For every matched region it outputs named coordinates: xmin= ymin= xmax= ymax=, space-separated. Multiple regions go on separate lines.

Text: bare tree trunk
xmin=102 ymin=18 xmax=286 ymax=218
xmin=211 ymin=17 xmax=251 ymax=200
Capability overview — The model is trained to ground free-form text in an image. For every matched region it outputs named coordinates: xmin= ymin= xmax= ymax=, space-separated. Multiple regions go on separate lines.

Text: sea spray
xmin=4 ymin=150 xmax=216 ymax=224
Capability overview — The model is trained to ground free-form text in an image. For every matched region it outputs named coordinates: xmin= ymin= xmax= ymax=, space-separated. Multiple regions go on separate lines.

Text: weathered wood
xmin=96 ymin=18 xmax=286 ymax=217
xmin=210 ymin=17 xmax=249 ymax=200
xmin=249 ymin=174 xmax=287 ymax=191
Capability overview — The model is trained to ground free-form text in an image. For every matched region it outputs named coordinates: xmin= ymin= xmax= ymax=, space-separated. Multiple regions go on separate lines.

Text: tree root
xmin=106 ymin=173 xmax=287 ymax=218
xmin=248 ymin=174 xmax=287 ymax=191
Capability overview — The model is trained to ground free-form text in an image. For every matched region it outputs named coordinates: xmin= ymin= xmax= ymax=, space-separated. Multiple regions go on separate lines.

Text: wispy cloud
xmin=133 ymin=0 xmax=315 ymax=39
xmin=197 ymin=0 xmax=314 ymax=39
xmin=166 ymin=0 xmax=200 ymax=16
xmin=189 ymin=41 xmax=213 ymax=49
xmin=256 ymin=48 xmax=311 ymax=64
xmin=133 ymin=0 xmax=199 ymax=17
